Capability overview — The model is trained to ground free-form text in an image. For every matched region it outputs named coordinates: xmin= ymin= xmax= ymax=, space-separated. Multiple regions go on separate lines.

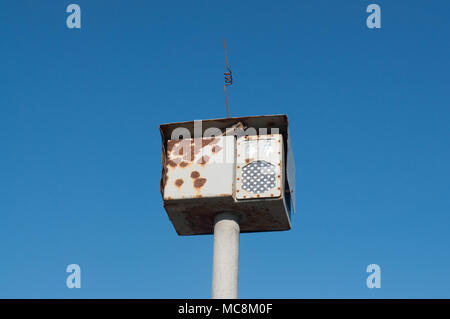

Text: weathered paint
xmin=163 ymin=135 xmax=235 ymax=201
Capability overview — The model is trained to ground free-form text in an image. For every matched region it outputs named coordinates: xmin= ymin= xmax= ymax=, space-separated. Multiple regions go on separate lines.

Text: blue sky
xmin=1 ymin=0 xmax=449 ymax=298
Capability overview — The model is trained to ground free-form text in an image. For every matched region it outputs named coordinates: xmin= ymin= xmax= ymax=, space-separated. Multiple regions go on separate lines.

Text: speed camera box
xmin=159 ymin=115 xmax=295 ymax=235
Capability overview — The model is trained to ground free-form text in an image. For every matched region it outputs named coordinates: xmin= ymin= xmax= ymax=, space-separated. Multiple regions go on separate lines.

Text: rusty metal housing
xmin=159 ymin=114 xmax=295 ymax=235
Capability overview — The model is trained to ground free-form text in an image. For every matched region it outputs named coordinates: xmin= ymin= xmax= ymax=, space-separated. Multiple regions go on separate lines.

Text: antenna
xmin=223 ymin=38 xmax=233 ymax=118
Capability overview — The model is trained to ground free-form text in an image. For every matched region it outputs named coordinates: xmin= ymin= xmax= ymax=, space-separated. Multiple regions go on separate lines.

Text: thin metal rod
xmin=211 ymin=213 xmax=240 ymax=299
xmin=223 ymin=38 xmax=232 ymax=118
xmin=223 ymin=39 xmax=229 ymax=69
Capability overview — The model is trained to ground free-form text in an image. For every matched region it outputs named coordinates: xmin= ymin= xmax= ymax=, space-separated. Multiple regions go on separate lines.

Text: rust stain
xmin=201 ymin=137 xmax=216 ymax=147
xmin=167 ymin=158 xmax=181 ymax=168
xmin=245 ymin=158 xmax=254 ymax=164
xmin=175 ymin=179 xmax=184 ymax=187
xmin=212 ymin=145 xmax=222 ymax=153
xmin=197 ymin=155 xmax=210 ymax=165
xmin=179 ymin=161 xmax=189 ymax=168
xmin=167 ymin=140 xmax=181 ymax=152
xmin=190 ymin=171 xmax=200 ymax=179
xmin=194 ymin=178 xmax=207 ymax=188
xmin=168 ymin=140 xmax=189 ymax=155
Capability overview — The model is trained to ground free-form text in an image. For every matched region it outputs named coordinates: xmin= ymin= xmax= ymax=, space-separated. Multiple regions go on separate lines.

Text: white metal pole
xmin=211 ymin=212 xmax=240 ymax=299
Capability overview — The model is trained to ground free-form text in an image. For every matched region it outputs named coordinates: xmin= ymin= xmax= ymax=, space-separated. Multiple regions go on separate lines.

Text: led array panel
xmin=242 ymin=160 xmax=276 ymax=194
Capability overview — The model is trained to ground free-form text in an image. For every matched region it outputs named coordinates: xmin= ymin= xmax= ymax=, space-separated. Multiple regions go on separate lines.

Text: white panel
xmin=164 ymin=136 xmax=235 ymax=200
